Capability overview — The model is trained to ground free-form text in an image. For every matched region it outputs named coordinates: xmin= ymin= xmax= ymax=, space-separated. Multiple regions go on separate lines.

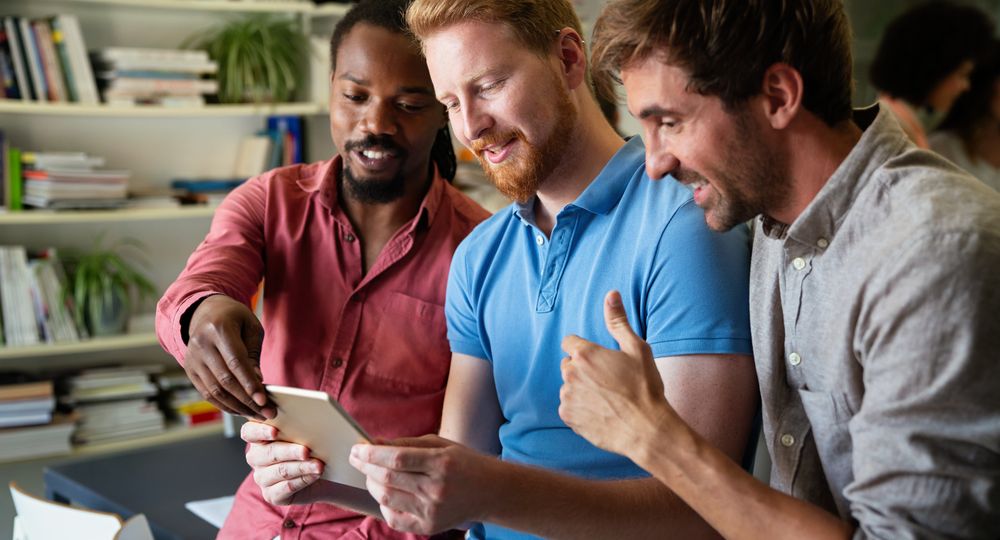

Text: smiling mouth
xmin=353 ymin=147 xmax=400 ymax=171
xmin=480 ymin=139 xmax=516 ymax=165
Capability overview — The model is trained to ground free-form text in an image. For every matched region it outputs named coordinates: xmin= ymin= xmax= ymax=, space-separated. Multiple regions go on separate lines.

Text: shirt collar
xmin=761 ymin=105 xmax=910 ymax=245
xmin=298 ymin=155 xmax=447 ymax=232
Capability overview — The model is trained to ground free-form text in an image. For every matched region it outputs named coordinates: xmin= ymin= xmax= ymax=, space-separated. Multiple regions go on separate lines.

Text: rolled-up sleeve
xmin=154 ymin=176 xmax=268 ymax=364
xmin=846 ymin=231 xmax=1000 ymax=539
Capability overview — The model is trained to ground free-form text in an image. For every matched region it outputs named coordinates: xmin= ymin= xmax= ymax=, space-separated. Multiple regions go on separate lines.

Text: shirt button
xmin=536 ymin=235 xmax=545 ymax=246
xmin=788 ymin=352 xmax=802 ymax=366
xmin=344 ymin=233 xmax=355 ymax=243
xmin=780 ymin=433 xmax=795 ymax=447
xmin=283 ymin=519 xmax=296 ymax=528
xmin=332 ymin=358 xmax=344 ymax=368
xmin=816 ymin=238 xmax=829 ymax=249
xmin=792 ymin=257 xmax=806 ymax=270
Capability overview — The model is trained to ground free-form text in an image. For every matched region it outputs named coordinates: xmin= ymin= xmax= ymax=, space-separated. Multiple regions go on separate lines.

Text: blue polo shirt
xmin=446 ymin=137 xmax=752 ymax=540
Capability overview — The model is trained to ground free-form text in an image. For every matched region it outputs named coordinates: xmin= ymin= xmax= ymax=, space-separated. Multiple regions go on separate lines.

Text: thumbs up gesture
xmin=559 ymin=291 xmax=679 ymax=459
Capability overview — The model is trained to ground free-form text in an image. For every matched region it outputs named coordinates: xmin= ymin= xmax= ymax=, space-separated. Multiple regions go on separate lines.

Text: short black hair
xmin=328 ymin=0 xmax=456 ymax=182
xmin=870 ymin=1 xmax=995 ymax=107
xmin=938 ymin=39 xmax=1000 ymax=139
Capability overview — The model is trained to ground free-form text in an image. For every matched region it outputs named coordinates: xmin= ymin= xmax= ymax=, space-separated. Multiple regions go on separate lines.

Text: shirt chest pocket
xmin=364 ymin=292 xmax=450 ymax=392
xmin=797 ymin=388 xmax=857 ymax=512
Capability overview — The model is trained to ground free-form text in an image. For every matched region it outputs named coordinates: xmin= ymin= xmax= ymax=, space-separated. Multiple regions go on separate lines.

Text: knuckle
xmin=216 ymin=372 xmax=237 ymax=388
xmin=207 ymin=385 xmax=227 ymax=400
xmin=224 ymin=355 xmax=244 ymax=371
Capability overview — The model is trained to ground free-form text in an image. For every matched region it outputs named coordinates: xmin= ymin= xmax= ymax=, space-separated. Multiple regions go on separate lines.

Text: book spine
xmin=3 ymin=18 xmax=31 ymax=101
xmin=19 ymin=17 xmax=46 ymax=102
xmin=48 ymin=20 xmax=77 ymax=103
xmin=7 ymin=147 xmax=21 ymax=211
xmin=0 ymin=28 xmax=19 ymax=99
xmin=31 ymin=21 xmax=67 ymax=102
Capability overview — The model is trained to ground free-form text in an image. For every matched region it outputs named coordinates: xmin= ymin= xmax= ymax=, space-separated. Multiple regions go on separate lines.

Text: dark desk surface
xmin=44 ymin=435 xmax=249 ymax=540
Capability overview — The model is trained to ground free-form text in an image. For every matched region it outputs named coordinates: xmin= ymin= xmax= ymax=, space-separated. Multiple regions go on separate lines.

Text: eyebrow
xmin=338 ymin=73 xmax=434 ymax=96
xmin=437 ymin=68 xmax=507 ymax=101
xmin=637 ymin=105 xmax=682 ymax=120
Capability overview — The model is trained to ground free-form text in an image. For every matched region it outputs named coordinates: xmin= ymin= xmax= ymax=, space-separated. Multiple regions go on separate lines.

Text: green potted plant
xmin=66 ymin=239 xmax=156 ymax=337
xmin=185 ymin=15 xmax=310 ymax=104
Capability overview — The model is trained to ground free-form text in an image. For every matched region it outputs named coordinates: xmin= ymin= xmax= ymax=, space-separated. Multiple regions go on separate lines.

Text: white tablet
xmin=262 ymin=385 xmax=380 ymax=516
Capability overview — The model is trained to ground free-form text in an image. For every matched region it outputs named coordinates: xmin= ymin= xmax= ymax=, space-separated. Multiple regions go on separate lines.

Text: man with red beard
xmin=155 ymin=1 xmax=488 ymax=538
xmin=241 ymin=1 xmax=758 ymax=538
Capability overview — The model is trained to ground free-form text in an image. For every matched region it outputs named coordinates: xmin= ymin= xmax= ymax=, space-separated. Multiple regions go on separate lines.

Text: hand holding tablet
xmin=257 ymin=385 xmax=381 ymax=516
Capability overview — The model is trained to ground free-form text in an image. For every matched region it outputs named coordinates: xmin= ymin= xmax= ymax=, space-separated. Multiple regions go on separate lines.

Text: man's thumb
xmin=603 ymin=291 xmax=643 ymax=357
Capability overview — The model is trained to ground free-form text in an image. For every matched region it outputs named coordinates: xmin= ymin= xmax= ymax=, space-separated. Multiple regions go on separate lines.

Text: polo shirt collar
xmin=761 ymin=105 xmax=908 ymax=245
xmin=511 ymin=136 xmax=640 ymax=226
xmin=573 ymin=136 xmax=642 ymax=215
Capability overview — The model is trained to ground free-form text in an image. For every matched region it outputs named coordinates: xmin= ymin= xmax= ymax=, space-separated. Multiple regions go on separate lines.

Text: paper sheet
xmin=184 ymin=495 xmax=235 ymax=529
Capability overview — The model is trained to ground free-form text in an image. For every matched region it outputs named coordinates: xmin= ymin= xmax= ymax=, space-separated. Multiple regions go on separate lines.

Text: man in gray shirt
xmin=557 ymin=0 xmax=1000 ymax=537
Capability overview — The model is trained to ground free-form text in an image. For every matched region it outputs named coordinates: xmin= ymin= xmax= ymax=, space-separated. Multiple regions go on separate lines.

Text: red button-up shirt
xmin=156 ymin=157 xmax=489 ymax=539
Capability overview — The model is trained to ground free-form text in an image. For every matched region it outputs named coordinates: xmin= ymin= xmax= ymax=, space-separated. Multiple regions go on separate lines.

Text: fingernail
xmin=252 ymin=392 xmax=267 ymax=406
xmin=608 ymin=291 xmax=622 ymax=309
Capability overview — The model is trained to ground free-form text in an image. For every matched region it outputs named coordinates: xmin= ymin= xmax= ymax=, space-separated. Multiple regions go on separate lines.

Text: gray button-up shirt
xmin=751 ymin=106 xmax=1000 ymax=538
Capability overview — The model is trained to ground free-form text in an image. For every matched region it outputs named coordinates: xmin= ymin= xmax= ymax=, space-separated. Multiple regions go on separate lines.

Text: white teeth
xmin=362 ymin=150 xmax=389 ymax=160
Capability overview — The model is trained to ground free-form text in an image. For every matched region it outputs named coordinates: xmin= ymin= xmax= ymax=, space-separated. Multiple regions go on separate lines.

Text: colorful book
xmin=48 ymin=20 xmax=77 ymax=102
xmin=0 ymin=27 xmax=20 ymax=99
xmin=3 ymin=17 xmax=32 ymax=101
xmin=18 ymin=17 xmax=46 ymax=102
xmin=6 ymin=147 xmax=21 ymax=210
xmin=31 ymin=20 xmax=67 ymax=102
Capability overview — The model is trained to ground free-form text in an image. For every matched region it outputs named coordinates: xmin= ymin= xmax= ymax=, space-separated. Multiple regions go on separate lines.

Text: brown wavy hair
xmin=591 ymin=0 xmax=854 ymax=127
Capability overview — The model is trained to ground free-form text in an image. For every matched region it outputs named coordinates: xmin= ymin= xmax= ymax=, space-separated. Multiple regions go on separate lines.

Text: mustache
xmin=470 ymin=129 xmax=526 ymax=154
xmin=344 ymin=134 xmax=405 ymax=155
xmin=672 ymin=167 xmax=709 ymax=184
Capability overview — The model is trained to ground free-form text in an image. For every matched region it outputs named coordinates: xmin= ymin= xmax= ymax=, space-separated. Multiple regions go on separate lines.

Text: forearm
xmin=636 ymin=421 xmax=852 ymax=540
xmin=480 ymin=457 xmax=720 ymax=540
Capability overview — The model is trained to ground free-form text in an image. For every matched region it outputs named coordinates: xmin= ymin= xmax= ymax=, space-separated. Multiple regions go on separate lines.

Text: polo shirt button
xmin=817 ymin=238 xmax=829 ymax=249
xmin=332 ymin=358 xmax=344 ymax=368
xmin=536 ymin=235 xmax=545 ymax=246
xmin=792 ymin=257 xmax=806 ymax=270
xmin=283 ymin=519 xmax=296 ymax=528
xmin=780 ymin=433 xmax=795 ymax=447
xmin=344 ymin=233 xmax=355 ymax=243
xmin=788 ymin=352 xmax=802 ymax=366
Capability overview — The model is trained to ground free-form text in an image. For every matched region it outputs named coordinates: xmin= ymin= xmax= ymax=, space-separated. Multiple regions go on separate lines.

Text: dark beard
xmin=341 ymin=134 xmax=409 ymax=204
xmin=342 ymin=165 xmax=407 ymax=204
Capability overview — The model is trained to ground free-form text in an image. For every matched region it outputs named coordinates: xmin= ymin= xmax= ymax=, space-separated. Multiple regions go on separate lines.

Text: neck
xmin=769 ymin=115 xmax=863 ymax=225
xmin=533 ymin=94 xmax=624 ymax=235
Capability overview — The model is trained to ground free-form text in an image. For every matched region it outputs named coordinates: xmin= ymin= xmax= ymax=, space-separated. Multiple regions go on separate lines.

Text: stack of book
xmin=158 ymin=371 xmax=221 ymax=427
xmin=91 ymin=47 xmax=218 ymax=107
xmin=0 ymin=15 xmax=99 ymax=104
xmin=0 ymin=376 xmax=75 ymax=462
xmin=0 ymin=246 xmax=86 ymax=347
xmin=65 ymin=366 xmax=165 ymax=444
xmin=21 ymin=151 xmax=130 ymax=210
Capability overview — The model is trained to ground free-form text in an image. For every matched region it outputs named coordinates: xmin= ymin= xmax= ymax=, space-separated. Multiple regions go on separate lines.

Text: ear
xmin=555 ymin=27 xmax=587 ymax=91
xmin=759 ymin=63 xmax=803 ymax=130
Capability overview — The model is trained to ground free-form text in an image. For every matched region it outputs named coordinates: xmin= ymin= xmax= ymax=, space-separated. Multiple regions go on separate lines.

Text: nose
xmin=645 ymin=146 xmax=680 ymax=180
xmin=458 ymin=103 xmax=493 ymax=143
xmin=361 ymin=100 xmax=398 ymax=136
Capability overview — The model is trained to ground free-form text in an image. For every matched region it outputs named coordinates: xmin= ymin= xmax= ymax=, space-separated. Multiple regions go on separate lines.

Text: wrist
xmin=631 ymin=402 xmax=695 ymax=480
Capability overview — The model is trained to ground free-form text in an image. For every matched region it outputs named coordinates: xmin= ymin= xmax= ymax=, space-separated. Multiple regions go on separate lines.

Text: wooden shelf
xmin=0 ymin=205 xmax=215 ymax=225
xmin=27 ymin=0 xmax=349 ymax=16
xmin=0 ymin=100 xmax=323 ymax=117
xmin=0 ymin=332 xmax=160 ymax=360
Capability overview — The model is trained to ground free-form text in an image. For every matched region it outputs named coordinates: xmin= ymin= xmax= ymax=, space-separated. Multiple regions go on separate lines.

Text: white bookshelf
xmin=0 ymin=206 xmax=215 ymax=224
xmin=70 ymin=421 xmax=224 ymax=458
xmin=26 ymin=0 xmax=349 ymax=16
xmin=0 ymin=100 xmax=324 ymax=117
xmin=0 ymin=333 xmax=161 ymax=360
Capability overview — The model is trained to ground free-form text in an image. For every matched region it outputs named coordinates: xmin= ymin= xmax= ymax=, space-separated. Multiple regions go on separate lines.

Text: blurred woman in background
xmin=870 ymin=1 xmax=994 ymax=148
xmin=931 ymin=40 xmax=1000 ymax=192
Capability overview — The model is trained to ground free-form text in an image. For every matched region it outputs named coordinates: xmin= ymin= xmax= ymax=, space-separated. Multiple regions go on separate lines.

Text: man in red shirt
xmin=154 ymin=0 xmax=489 ymax=537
